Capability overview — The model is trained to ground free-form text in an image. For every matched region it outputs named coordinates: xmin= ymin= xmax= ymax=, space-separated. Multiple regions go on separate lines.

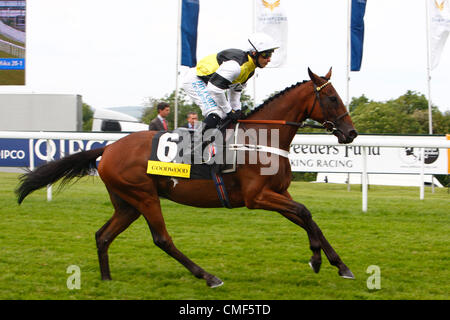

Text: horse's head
xmin=307 ymin=68 xmax=358 ymax=144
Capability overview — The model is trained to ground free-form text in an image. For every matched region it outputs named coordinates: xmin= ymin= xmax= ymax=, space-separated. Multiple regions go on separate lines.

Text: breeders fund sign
xmin=289 ymin=135 xmax=449 ymax=175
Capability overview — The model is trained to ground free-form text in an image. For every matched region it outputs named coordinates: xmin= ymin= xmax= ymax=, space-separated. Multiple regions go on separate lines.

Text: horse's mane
xmin=242 ymin=80 xmax=310 ymax=119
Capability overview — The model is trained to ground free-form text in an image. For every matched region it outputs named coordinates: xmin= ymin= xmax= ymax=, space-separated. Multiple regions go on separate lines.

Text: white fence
xmin=0 ymin=38 xmax=25 ymax=58
xmin=291 ymin=134 xmax=449 ymax=211
xmin=1 ymin=131 xmax=449 ymax=212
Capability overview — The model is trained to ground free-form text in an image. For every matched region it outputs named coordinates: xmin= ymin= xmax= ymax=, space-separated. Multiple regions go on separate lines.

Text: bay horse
xmin=16 ymin=68 xmax=358 ymax=288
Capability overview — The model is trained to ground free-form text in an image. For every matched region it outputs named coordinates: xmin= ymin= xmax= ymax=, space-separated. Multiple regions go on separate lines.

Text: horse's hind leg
xmin=140 ymin=199 xmax=223 ymax=288
xmin=103 ymin=179 xmax=223 ymax=287
xmin=95 ymin=191 xmax=140 ymax=280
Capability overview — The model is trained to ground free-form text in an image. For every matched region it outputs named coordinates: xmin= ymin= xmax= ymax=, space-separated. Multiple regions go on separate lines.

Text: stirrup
xmin=201 ymin=142 xmax=216 ymax=165
xmin=189 ymin=137 xmax=215 ymax=165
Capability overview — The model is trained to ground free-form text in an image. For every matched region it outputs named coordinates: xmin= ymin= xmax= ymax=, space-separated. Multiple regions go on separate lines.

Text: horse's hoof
xmin=206 ymin=276 xmax=224 ymax=288
xmin=308 ymin=259 xmax=321 ymax=274
xmin=339 ymin=269 xmax=355 ymax=279
xmin=101 ymin=274 xmax=112 ymax=281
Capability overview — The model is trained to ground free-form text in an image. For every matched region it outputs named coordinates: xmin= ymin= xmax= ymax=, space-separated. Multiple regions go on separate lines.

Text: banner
xmin=0 ymin=138 xmax=111 ymax=167
xmin=0 ymin=58 xmax=25 ymax=70
xmin=289 ymin=137 xmax=449 ymax=175
xmin=181 ymin=0 xmax=200 ymax=67
xmin=254 ymin=0 xmax=288 ymax=67
xmin=429 ymin=0 xmax=450 ymax=69
xmin=350 ymin=0 xmax=367 ymax=71
xmin=0 ymin=138 xmax=29 ymax=167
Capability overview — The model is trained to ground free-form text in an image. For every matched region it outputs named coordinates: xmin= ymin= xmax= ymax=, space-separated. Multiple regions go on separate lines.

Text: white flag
xmin=254 ymin=0 xmax=288 ymax=67
xmin=429 ymin=0 xmax=450 ymax=69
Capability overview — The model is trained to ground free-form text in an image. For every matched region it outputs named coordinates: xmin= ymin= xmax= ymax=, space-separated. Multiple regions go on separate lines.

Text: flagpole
xmin=252 ymin=0 xmax=257 ymax=109
xmin=346 ymin=0 xmax=351 ymax=109
xmin=425 ymin=0 xmax=433 ymax=135
xmin=346 ymin=0 xmax=351 ymax=192
xmin=174 ymin=0 xmax=182 ymax=129
xmin=425 ymin=0 xmax=435 ymax=194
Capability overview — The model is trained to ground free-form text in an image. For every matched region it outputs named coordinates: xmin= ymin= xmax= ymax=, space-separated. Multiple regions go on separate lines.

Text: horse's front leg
xmin=278 ymin=191 xmax=322 ymax=274
xmin=246 ymin=189 xmax=354 ymax=279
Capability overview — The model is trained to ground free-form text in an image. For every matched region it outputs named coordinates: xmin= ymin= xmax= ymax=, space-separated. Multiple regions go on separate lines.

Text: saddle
xmin=148 ymin=126 xmax=235 ymax=208
xmin=148 ymin=126 xmax=236 ymax=180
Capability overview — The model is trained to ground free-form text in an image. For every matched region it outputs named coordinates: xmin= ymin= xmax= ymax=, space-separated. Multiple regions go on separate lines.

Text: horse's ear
xmin=308 ymin=67 xmax=321 ymax=84
xmin=324 ymin=67 xmax=332 ymax=80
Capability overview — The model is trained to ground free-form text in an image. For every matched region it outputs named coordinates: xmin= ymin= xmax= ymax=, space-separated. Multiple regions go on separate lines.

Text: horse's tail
xmin=16 ymin=147 xmax=106 ymax=204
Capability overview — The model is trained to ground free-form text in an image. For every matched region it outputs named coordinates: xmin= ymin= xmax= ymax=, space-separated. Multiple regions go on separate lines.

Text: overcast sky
xmin=1 ymin=0 xmax=449 ymax=113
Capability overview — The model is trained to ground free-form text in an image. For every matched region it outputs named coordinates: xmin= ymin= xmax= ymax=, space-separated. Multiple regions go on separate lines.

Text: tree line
xmin=83 ymin=89 xmax=449 ymax=135
xmin=349 ymin=90 xmax=449 ymax=135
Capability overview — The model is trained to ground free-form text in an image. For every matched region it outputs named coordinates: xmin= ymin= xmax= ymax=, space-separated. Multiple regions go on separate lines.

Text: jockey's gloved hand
xmin=226 ymin=110 xmax=240 ymax=123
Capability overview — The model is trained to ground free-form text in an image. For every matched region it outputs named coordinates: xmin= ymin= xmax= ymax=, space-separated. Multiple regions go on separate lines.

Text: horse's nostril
xmin=349 ymin=130 xmax=358 ymax=139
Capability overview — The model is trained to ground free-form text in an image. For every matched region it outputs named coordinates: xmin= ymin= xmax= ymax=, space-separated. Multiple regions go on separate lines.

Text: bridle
xmin=237 ymin=81 xmax=349 ymax=133
xmin=306 ymin=81 xmax=349 ymax=133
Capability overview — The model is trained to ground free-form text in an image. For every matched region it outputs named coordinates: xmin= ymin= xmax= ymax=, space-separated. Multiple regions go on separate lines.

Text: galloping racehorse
xmin=16 ymin=68 xmax=358 ymax=288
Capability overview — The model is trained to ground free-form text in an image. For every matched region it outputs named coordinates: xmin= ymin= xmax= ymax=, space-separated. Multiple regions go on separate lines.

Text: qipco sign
xmin=0 ymin=138 xmax=113 ymax=167
xmin=0 ymin=139 xmax=29 ymax=166
xmin=32 ymin=139 xmax=111 ymax=166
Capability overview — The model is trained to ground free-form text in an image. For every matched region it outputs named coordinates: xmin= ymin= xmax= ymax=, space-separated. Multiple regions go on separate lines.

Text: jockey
xmin=182 ymin=32 xmax=279 ymax=132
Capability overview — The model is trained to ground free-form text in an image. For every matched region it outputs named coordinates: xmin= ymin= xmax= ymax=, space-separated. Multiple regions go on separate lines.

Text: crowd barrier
xmin=1 ymin=131 xmax=449 ymax=212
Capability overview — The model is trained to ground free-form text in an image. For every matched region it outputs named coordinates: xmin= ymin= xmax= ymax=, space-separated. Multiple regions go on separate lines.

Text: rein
xmin=238 ymin=81 xmax=349 ymax=133
xmin=237 ymin=119 xmax=324 ymax=129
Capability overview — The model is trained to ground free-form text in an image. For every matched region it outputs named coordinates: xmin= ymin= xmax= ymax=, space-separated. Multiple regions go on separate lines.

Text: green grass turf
xmin=0 ymin=172 xmax=448 ymax=299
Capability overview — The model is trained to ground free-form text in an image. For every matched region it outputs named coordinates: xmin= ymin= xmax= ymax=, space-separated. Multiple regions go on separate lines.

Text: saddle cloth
xmin=148 ymin=128 xmax=235 ymax=180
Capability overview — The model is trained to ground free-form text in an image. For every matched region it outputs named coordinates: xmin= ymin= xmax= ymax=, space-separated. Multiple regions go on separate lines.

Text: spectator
xmin=181 ymin=112 xmax=198 ymax=129
xmin=149 ymin=102 xmax=170 ymax=131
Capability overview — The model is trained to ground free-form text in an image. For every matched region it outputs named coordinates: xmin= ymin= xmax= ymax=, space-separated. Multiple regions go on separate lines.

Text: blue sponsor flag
xmin=351 ymin=0 xmax=367 ymax=71
xmin=181 ymin=0 xmax=200 ymax=67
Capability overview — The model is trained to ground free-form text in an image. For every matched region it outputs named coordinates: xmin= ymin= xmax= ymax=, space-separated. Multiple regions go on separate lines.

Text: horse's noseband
xmin=311 ymin=81 xmax=349 ymax=134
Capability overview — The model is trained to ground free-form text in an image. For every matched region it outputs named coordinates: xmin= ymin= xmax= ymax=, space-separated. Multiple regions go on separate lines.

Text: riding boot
xmin=202 ymin=113 xmax=221 ymax=135
xmin=191 ymin=113 xmax=221 ymax=164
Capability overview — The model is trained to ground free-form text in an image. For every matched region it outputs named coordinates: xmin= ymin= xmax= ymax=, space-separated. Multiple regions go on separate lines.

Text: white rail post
xmin=362 ymin=146 xmax=368 ymax=212
xmin=28 ymin=139 xmax=34 ymax=171
xmin=46 ymin=139 xmax=52 ymax=202
xmin=420 ymin=147 xmax=425 ymax=200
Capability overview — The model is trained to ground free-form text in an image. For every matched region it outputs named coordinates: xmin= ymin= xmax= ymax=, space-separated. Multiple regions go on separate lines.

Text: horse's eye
xmin=329 ymin=96 xmax=337 ymax=103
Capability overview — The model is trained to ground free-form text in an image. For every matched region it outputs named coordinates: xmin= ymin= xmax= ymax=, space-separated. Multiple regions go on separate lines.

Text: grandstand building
xmin=0 ymin=0 xmax=25 ymax=31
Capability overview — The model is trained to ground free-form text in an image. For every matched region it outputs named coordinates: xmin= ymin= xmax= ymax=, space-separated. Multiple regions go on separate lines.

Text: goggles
xmin=259 ymin=50 xmax=274 ymax=59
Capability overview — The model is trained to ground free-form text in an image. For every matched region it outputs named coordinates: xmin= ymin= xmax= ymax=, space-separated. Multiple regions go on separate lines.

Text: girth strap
xmin=211 ymin=168 xmax=232 ymax=209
